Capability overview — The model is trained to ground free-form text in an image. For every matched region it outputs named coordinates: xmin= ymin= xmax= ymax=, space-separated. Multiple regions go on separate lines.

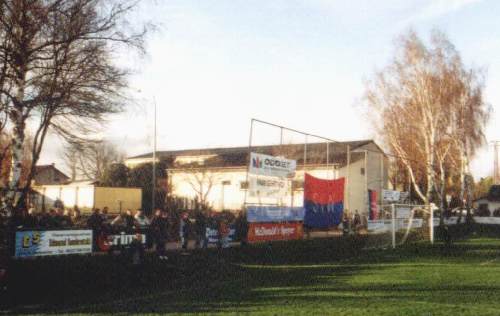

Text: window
xmin=222 ymin=180 xmax=231 ymax=185
xmin=360 ymin=167 xmax=365 ymax=175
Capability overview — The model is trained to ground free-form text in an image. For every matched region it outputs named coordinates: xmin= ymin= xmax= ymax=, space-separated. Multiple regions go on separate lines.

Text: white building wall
xmin=168 ymin=153 xmax=385 ymax=217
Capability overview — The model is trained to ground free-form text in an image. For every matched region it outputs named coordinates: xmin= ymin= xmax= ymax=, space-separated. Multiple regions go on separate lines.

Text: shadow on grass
xmin=3 ymin=236 xmax=500 ymax=314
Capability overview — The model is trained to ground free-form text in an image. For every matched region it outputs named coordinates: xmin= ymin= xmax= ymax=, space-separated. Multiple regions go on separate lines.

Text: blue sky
xmin=39 ymin=0 xmax=500 ymax=178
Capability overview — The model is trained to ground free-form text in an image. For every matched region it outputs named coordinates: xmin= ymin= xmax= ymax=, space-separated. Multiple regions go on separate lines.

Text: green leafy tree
xmin=101 ymin=163 xmax=129 ymax=187
xmin=128 ymin=161 xmax=168 ymax=214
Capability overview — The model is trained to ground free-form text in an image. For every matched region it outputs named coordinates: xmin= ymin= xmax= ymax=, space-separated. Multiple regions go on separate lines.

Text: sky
xmin=38 ymin=0 xmax=500 ymax=179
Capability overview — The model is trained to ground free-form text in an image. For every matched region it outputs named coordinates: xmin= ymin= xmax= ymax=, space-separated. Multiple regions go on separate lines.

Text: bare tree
xmin=184 ymin=168 xmax=219 ymax=207
xmin=62 ymin=139 xmax=124 ymax=181
xmin=364 ymin=30 xmax=490 ymax=210
xmin=0 ymin=0 xmax=147 ymax=214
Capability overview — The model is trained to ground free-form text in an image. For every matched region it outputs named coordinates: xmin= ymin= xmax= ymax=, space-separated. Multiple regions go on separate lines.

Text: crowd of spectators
xmin=8 ymin=204 xmax=246 ymax=252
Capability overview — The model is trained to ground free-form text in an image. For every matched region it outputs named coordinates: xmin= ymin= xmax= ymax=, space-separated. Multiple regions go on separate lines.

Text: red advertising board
xmin=247 ymin=222 xmax=303 ymax=243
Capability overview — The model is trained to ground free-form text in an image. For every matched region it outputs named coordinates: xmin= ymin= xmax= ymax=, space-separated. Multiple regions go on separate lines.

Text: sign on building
xmin=248 ymin=175 xmax=289 ymax=198
xmin=15 ymin=230 xmax=93 ymax=258
xmin=249 ymin=152 xmax=296 ymax=178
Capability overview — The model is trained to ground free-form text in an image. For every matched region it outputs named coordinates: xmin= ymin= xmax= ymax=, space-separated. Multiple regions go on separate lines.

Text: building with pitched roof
xmin=125 ymin=139 xmax=388 ymax=216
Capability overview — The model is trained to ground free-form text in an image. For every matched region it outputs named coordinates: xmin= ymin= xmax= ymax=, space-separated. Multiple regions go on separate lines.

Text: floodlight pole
xmin=152 ymin=98 xmax=157 ymax=212
xmin=243 ymin=119 xmax=254 ymax=209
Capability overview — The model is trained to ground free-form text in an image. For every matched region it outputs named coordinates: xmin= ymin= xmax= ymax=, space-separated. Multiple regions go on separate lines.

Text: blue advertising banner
xmin=15 ymin=230 xmax=93 ymax=258
xmin=246 ymin=206 xmax=305 ymax=223
xmin=206 ymin=226 xmax=236 ymax=244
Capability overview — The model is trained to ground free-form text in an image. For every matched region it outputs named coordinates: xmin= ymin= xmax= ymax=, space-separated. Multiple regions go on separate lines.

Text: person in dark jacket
xmin=37 ymin=210 xmax=51 ymax=228
xmin=179 ymin=212 xmax=190 ymax=250
xmin=150 ymin=209 xmax=169 ymax=260
xmin=128 ymin=232 xmax=145 ymax=285
xmin=235 ymin=211 xmax=248 ymax=247
xmin=23 ymin=208 xmax=38 ymax=228
xmin=87 ymin=208 xmax=104 ymax=251
xmin=194 ymin=211 xmax=208 ymax=249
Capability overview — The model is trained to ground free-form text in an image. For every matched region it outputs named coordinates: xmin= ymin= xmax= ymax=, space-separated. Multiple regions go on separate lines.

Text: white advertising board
xmin=248 ymin=175 xmax=289 ymax=198
xmin=382 ymin=190 xmax=400 ymax=202
xmin=249 ymin=152 xmax=296 ymax=178
xmin=396 ymin=206 xmax=412 ymax=219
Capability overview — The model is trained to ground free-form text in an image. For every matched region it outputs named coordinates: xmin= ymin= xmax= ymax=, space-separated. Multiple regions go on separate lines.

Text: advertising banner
xmin=367 ymin=219 xmax=423 ymax=233
xmin=399 ymin=192 xmax=409 ymax=202
xmin=382 ymin=190 xmax=400 ymax=202
xmin=367 ymin=220 xmax=391 ymax=233
xmin=15 ymin=230 xmax=92 ymax=258
xmin=97 ymin=232 xmax=146 ymax=252
xmin=248 ymin=175 xmax=289 ymax=198
xmin=303 ymin=174 xmax=345 ymax=228
xmin=249 ymin=152 xmax=296 ymax=178
xmin=246 ymin=206 xmax=305 ymax=223
xmin=247 ymin=222 xmax=303 ymax=243
xmin=396 ymin=206 xmax=412 ymax=219
xmin=206 ymin=227 xmax=236 ymax=244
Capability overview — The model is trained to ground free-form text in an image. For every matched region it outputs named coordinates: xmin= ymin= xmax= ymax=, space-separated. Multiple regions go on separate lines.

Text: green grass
xmin=4 ymin=236 xmax=500 ymax=315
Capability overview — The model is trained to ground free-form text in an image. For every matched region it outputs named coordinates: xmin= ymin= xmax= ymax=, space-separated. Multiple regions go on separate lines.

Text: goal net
xmin=365 ymin=204 xmax=433 ymax=249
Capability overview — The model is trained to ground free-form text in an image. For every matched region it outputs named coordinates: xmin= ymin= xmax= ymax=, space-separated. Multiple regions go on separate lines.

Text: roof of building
xmin=34 ymin=164 xmax=70 ymax=180
xmin=126 ymin=139 xmax=382 ymax=169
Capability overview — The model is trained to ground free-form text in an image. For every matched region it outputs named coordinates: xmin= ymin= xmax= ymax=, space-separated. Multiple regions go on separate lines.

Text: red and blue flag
xmin=303 ymin=173 xmax=345 ymax=228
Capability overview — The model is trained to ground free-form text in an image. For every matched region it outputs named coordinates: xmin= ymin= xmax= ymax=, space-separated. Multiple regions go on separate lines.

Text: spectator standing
xmin=150 ymin=209 xmax=168 ymax=260
xmin=235 ymin=211 xmax=248 ymax=247
xmin=218 ymin=219 xmax=230 ymax=249
xmin=179 ymin=212 xmax=190 ymax=250
xmin=125 ymin=209 xmax=136 ymax=232
xmin=128 ymin=232 xmax=145 ymax=285
xmin=37 ymin=210 xmax=51 ymax=228
xmin=48 ymin=209 xmax=61 ymax=228
xmin=342 ymin=212 xmax=351 ymax=236
xmin=24 ymin=208 xmax=38 ymax=228
xmin=61 ymin=209 xmax=73 ymax=227
xmin=101 ymin=206 xmax=109 ymax=222
xmin=87 ymin=208 xmax=104 ymax=250
xmin=71 ymin=208 xmax=84 ymax=227
xmin=134 ymin=210 xmax=150 ymax=228
xmin=194 ymin=210 xmax=208 ymax=249
xmin=353 ymin=210 xmax=361 ymax=231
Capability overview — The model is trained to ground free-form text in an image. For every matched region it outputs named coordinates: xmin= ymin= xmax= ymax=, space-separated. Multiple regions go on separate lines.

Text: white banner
xmin=396 ymin=206 xmax=412 ymax=219
xmin=367 ymin=218 xmax=424 ymax=233
xmin=382 ymin=190 xmax=400 ymax=202
xmin=248 ymin=175 xmax=289 ymax=198
xmin=249 ymin=152 xmax=296 ymax=178
xmin=399 ymin=192 xmax=409 ymax=202
xmin=433 ymin=217 xmax=500 ymax=226
xmin=367 ymin=220 xmax=391 ymax=233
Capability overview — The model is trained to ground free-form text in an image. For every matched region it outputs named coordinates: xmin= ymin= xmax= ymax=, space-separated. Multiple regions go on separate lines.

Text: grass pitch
xmin=3 ymin=236 xmax=500 ymax=315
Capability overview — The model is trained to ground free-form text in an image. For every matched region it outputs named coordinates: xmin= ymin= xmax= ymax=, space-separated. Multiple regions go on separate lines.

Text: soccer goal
xmin=365 ymin=204 xmax=434 ymax=249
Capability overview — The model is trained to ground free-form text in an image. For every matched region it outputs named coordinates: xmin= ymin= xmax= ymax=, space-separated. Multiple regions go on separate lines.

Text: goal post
xmin=366 ymin=203 xmax=434 ymax=249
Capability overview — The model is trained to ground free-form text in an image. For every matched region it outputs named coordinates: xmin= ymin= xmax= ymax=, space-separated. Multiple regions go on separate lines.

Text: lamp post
xmin=152 ymin=98 xmax=157 ymax=212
